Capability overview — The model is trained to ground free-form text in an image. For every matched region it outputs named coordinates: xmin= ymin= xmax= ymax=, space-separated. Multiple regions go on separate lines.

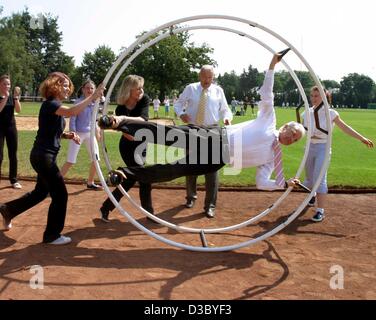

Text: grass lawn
xmin=2 ymin=103 xmax=376 ymax=188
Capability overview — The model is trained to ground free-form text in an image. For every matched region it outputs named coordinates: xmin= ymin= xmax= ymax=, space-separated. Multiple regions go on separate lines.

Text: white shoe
xmin=47 ymin=236 xmax=72 ymax=245
xmin=0 ymin=204 xmax=12 ymax=231
xmin=3 ymin=219 xmax=12 ymax=231
xmin=12 ymin=182 xmax=22 ymax=189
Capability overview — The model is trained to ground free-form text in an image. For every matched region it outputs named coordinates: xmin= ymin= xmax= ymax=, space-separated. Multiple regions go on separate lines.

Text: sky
xmin=2 ymin=0 xmax=376 ymax=82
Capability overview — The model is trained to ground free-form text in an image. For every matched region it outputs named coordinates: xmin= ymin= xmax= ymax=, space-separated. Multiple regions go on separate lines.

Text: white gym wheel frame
xmin=90 ymin=15 xmax=332 ymax=252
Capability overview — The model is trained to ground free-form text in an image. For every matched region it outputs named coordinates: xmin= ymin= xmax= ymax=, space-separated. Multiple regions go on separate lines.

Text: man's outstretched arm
xmin=257 ymin=53 xmax=284 ymax=113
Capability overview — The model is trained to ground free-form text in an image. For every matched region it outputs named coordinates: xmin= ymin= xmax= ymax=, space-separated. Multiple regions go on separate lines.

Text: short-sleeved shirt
xmin=32 ymin=99 xmax=65 ymax=155
xmin=0 ymin=95 xmax=16 ymax=128
xmin=302 ymin=107 xmax=339 ymax=144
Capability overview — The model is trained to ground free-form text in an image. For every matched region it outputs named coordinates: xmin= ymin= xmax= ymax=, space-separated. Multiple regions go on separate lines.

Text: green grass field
xmin=2 ymin=103 xmax=376 ymax=188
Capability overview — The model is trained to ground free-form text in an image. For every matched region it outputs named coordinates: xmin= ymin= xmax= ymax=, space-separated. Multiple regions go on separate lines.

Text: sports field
xmin=1 ymin=104 xmax=375 ymax=300
xmin=4 ymin=103 xmax=376 ymax=188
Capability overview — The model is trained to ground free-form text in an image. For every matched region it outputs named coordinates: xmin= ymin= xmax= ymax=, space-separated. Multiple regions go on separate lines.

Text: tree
xmin=124 ymin=31 xmax=216 ymax=100
xmin=239 ymin=65 xmax=259 ymax=99
xmin=340 ymin=73 xmax=375 ymax=108
xmin=282 ymin=71 xmax=315 ymax=105
xmin=322 ymin=80 xmax=340 ymax=90
xmin=17 ymin=9 xmax=75 ymax=95
xmin=78 ymin=45 xmax=116 ymax=91
xmin=217 ymin=71 xmax=239 ymax=103
xmin=0 ymin=12 xmax=34 ymax=91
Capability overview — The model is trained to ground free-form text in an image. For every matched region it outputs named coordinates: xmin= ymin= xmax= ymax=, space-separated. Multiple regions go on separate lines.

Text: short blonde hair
xmin=39 ymin=72 xmax=74 ymax=99
xmin=117 ymin=75 xmax=144 ymax=105
xmin=285 ymin=121 xmax=306 ymax=139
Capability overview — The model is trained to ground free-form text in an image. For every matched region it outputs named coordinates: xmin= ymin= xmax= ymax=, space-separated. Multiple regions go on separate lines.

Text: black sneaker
xmin=100 ymin=207 xmax=110 ymax=223
xmin=311 ymin=211 xmax=325 ymax=222
xmin=185 ymin=199 xmax=195 ymax=208
xmin=308 ymin=196 xmax=316 ymax=207
xmin=87 ymin=183 xmax=103 ymax=190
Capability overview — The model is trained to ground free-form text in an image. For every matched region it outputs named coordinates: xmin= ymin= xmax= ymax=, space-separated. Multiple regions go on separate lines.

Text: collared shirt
xmin=69 ymin=97 xmax=95 ymax=133
xmin=226 ymin=70 xmax=282 ymax=191
xmin=174 ymin=82 xmax=233 ymax=126
xmin=302 ymin=107 xmax=339 ymax=144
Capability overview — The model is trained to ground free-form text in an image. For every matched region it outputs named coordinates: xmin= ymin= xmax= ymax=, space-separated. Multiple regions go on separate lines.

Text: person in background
xmin=153 ymin=96 xmax=160 ymax=118
xmin=174 ymin=65 xmax=232 ymax=218
xmin=164 ymin=96 xmax=170 ymax=117
xmin=0 ymin=75 xmax=22 ymax=189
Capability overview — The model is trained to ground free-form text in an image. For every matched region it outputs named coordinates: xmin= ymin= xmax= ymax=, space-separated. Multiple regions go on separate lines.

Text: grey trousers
xmin=186 ymin=170 xmax=219 ymax=210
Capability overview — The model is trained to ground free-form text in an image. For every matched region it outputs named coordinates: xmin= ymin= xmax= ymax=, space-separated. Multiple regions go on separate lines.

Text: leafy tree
xmin=17 ymin=9 xmax=75 ymax=95
xmin=340 ymin=73 xmax=375 ymax=108
xmin=79 ymin=45 xmax=116 ymax=89
xmin=239 ymin=65 xmax=259 ymax=99
xmin=123 ymin=31 xmax=215 ymax=100
xmin=0 ymin=12 xmax=34 ymax=91
xmin=322 ymin=79 xmax=340 ymax=90
xmin=217 ymin=71 xmax=240 ymax=102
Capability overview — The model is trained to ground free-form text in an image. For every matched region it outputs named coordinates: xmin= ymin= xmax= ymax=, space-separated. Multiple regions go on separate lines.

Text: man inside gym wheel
xmin=98 ymin=53 xmax=304 ymax=193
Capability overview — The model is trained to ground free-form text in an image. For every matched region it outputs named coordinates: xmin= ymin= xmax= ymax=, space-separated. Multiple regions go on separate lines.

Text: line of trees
xmin=218 ymin=69 xmax=376 ymax=109
xmin=1 ymin=7 xmax=375 ymax=108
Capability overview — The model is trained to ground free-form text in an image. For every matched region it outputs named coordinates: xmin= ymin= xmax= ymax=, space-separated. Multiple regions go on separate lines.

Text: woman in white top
xmin=303 ymin=87 xmax=373 ymax=222
xmin=153 ymin=97 xmax=160 ymax=118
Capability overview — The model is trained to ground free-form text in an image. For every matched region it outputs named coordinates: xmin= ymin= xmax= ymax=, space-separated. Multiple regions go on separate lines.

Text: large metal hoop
xmin=90 ymin=15 xmax=332 ymax=252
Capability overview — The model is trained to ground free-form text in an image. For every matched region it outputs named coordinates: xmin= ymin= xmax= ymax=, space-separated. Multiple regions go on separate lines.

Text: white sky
xmin=2 ymin=0 xmax=376 ymax=82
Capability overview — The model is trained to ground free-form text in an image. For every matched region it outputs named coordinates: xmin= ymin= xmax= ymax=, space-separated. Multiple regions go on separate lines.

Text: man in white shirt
xmin=99 ymin=53 xmax=304 ymax=201
xmin=174 ymin=65 xmax=233 ymax=218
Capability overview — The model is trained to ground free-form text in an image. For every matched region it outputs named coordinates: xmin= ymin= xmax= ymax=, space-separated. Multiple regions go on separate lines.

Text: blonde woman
xmin=100 ymin=75 xmax=154 ymax=222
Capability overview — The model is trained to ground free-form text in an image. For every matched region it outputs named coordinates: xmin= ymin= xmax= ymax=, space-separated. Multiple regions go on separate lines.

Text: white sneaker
xmin=3 ymin=219 xmax=12 ymax=231
xmin=0 ymin=204 xmax=12 ymax=231
xmin=12 ymin=182 xmax=22 ymax=189
xmin=47 ymin=236 xmax=72 ymax=245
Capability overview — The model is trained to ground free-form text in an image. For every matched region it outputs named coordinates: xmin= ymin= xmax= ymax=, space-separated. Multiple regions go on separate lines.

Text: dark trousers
xmin=101 ymin=136 xmax=154 ymax=214
xmin=4 ymin=150 xmax=68 ymax=243
xmin=186 ymin=171 xmax=219 ymax=210
xmin=115 ymin=120 xmax=228 ymax=184
xmin=0 ymin=124 xmax=18 ymax=184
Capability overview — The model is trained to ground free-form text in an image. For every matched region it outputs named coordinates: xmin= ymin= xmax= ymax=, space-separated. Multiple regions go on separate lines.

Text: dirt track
xmin=15 ymin=116 xmax=175 ymax=131
xmin=1 ymin=181 xmax=375 ymax=300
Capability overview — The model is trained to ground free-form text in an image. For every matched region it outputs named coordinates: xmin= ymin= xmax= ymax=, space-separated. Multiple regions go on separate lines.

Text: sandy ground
xmin=1 ymin=181 xmax=375 ymax=300
xmin=15 ymin=116 xmax=175 ymax=131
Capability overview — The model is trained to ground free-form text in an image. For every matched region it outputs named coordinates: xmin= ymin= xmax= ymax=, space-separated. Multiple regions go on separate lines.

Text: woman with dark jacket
xmin=100 ymin=75 xmax=154 ymax=222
